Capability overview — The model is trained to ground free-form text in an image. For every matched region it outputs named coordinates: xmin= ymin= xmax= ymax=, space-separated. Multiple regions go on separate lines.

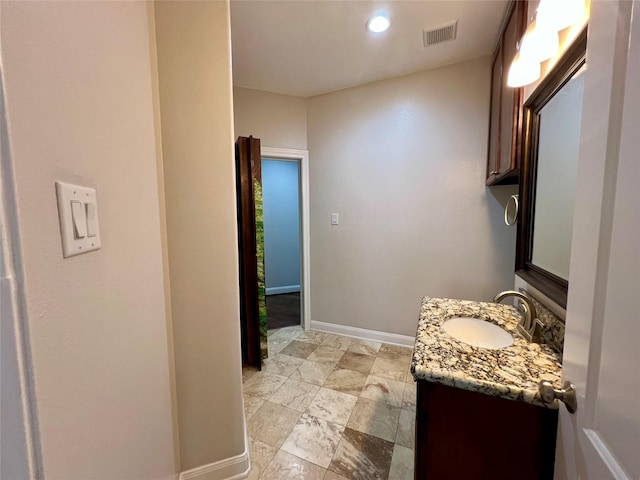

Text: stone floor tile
xmin=336 ymin=351 xmax=375 ymax=375
xmin=267 ymin=335 xmax=292 ymax=354
xmin=369 ymin=356 xmax=409 ymax=382
xmin=328 ymin=427 xmax=394 ymax=480
xmin=378 ymin=344 xmax=412 ymax=361
xmin=323 ymin=471 xmax=350 ymax=480
xmin=395 ymin=409 xmax=415 ymax=449
xmin=297 ymin=330 xmax=331 ymax=345
xmin=268 ymin=378 xmax=320 ymax=412
xmin=243 ymin=367 xmax=258 ymax=383
xmin=401 ymin=381 xmax=416 ymax=411
xmin=281 ymin=413 xmax=345 ymax=468
xmin=243 ymin=372 xmax=288 ymax=400
xmin=260 ymin=450 xmax=326 ymax=480
xmin=388 ymin=444 xmax=414 ymax=480
xmin=307 ymin=346 xmax=345 ymax=365
xmin=347 ymin=339 xmax=382 ymax=356
xmin=247 ymin=401 xmax=301 ymax=448
xmin=290 ymin=360 xmax=335 ymax=386
xmin=323 ymin=368 xmax=368 ymax=396
xmin=243 ymin=394 xmax=265 ymax=420
xmin=263 ymin=353 xmax=305 ymax=377
xmin=307 ymin=387 xmax=358 ymax=426
xmin=246 ymin=437 xmax=277 ymax=480
xmin=360 ymin=375 xmax=405 ymax=407
xmin=280 ymin=340 xmax=319 ymax=360
xmin=320 ymin=335 xmax=353 ymax=351
xmin=346 ymin=397 xmax=400 ymax=442
xmin=269 ymin=326 xmax=303 ymax=340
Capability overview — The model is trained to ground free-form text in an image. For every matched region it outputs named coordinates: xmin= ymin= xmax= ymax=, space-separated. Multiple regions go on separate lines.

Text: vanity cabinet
xmin=486 ymin=0 xmax=528 ymax=185
xmin=415 ymin=380 xmax=558 ymax=479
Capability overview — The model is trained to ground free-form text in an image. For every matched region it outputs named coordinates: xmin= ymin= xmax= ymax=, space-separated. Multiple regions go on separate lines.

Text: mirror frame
xmin=516 ymin=27 xmax=588 ymax=309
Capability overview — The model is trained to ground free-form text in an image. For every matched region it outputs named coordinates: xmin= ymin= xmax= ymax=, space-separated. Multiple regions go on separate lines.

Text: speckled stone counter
xmin=411 ymin=296 xmax=563 ymax=408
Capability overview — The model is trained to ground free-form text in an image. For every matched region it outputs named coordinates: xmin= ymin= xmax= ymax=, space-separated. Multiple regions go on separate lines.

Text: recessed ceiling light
xmin=367 ymin=15 xmax=390 ymax=33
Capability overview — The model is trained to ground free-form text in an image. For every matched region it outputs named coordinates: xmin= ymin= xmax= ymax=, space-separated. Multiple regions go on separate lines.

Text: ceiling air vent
xmin=423 ymin=21 xmax=458 ymax=47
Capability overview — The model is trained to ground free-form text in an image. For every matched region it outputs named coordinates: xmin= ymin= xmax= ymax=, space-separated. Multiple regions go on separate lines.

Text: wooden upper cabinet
xmin=488 ymin=43 xmax=502 ymax=179
xmin=486 ymin=0 xmax=528 ymax=185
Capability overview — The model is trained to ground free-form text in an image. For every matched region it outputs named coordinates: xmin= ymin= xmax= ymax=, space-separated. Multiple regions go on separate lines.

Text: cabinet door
xmin=486 ymin=0 xmax=527 ymax=185
xmin=498 ymin=1 xmax=525 ymax=177
xmin=487 ymin=44 xmax=502 ymax=180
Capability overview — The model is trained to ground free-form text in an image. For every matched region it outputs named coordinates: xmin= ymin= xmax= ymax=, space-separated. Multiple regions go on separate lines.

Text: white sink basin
xmin=442 ymin=316 xmax=513 ymax=349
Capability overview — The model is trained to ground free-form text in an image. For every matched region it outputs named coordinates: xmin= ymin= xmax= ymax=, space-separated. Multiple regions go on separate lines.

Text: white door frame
xmin=1 ymin=68 xmax=42 ymax=478
xmin=261 ymin=147 xmax=311 ymax=331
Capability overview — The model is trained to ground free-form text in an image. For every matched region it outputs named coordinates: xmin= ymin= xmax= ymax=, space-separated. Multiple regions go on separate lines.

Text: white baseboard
xmin=310 ymin=321 xmax=415 ymax=347
xmin=179 ymin=432 xmax=250 ymax=480
xmin=266 ymin=285 xmax=300 ymax=295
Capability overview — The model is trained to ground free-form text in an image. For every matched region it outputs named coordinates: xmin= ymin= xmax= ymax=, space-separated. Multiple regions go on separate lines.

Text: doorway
xmin=261 ymin=147 xmax=311 ymax=335
xmin=262 ymin=157 xmax=301 ymax=330
xmin=236 ymin=140 xmax=311 ymax=366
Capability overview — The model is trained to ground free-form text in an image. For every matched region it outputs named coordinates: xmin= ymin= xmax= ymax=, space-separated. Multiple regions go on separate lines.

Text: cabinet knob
xmin=539 ymin=380 xmax=578 ymax=413
xmin=489 ymin=170 xmax=500 ymax=176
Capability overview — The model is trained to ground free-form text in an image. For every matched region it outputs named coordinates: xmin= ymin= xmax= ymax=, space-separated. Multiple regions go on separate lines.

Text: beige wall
xmin=154 ymin=0 xmax=247 ymax=473
xmin=234 ymin=87 xmax=308 ymax=149
xmin=147 ymin=2 xmax=182 ymax=471
xmin=0 ymin=2 xmax=176 ymax=479
xmin=308 ymin=57 xmax=518 ymax=336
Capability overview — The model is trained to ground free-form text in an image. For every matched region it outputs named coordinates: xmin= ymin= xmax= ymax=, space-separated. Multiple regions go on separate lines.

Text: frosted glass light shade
xmin=507 ymin=52 xmax=541 ymax=87
xmin=538 ymin=0 xmax=585 ymax=31
xmin=367 ymin=15 xmax=390 ymax=33
xmin=520 ymin=20 xmax=559 ymax=62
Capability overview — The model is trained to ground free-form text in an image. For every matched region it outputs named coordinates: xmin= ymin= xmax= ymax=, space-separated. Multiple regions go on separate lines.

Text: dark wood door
xmin=235 ymin=136 xmax=267 ymax=368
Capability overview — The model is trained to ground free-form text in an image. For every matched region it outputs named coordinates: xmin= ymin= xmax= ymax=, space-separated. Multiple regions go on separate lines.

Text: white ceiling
xmin=230 ymin=0 xmax=509 ymax=98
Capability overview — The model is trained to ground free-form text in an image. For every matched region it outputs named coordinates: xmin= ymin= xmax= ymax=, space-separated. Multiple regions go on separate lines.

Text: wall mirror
xmin=516 ymin=28 xmax=587 ymax=309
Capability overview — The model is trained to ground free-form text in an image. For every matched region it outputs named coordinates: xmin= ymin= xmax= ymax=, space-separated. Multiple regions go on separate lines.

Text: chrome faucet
xmin=493 ymin=290 xmax=543 ymax=343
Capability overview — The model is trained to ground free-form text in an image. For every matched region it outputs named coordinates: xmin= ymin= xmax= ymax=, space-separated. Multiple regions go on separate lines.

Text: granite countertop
xmin=411 ymin=296 xmax=563 ymax=408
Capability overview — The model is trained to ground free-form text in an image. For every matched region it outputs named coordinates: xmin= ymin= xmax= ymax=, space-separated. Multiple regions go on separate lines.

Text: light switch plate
xmin=55 ymin=181 xmax=101 ymax=258
xmin=331 ymin=212 xmax=339 ymax=225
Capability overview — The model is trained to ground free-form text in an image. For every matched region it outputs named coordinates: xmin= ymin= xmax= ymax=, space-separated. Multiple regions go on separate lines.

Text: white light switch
xmin=331 ymin=212 xmax=339 ymax=225
xmin=55 ymin=181 xmax=101 ymax=258
xmin=85 ymin=203 xmax=98 ymax=237
xmin=71 ymin=201 xmax=87 ymax=238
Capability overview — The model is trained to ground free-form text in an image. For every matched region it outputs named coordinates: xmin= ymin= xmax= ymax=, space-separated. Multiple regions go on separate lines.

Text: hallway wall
xmin=154 ymin=0 xmax=247 ymax=474
xmin=0 ymin=2 xmax=176 ymax=478
xmin=233 ymin=87 xmax=308 ymax=149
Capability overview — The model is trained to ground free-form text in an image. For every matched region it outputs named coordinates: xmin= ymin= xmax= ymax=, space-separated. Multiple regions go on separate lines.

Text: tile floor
xmin=242 ymin=326 xmax=416 ymax=480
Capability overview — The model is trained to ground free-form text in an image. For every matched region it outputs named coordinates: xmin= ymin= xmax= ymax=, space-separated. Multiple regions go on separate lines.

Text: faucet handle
xmin=493 ymin=290 xmax=543 ymax=342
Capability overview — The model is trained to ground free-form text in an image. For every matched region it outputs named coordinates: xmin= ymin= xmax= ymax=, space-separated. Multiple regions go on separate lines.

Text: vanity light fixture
xmin=537 ymin=0 xmax=586 ymax=32
xmin=507 ymin=51 xmax=541 ymax=88
xmin=367 ymin=15 xmax=390 ymax=33
xmin=507 ymin=0 xmax=585 ymax=87
xmin=520 ymin=18 xmax=559 ymax=63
